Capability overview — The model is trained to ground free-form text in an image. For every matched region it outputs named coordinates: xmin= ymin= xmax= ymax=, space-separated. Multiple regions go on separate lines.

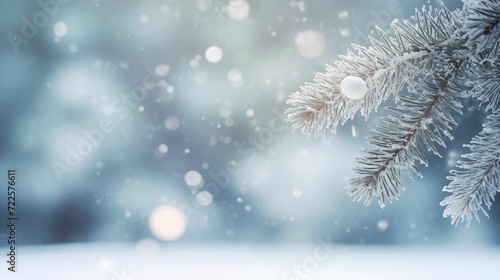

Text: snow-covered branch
xmin=441 ymin=113 xmax=500 ymax=226
xmin=285 ymin=7 xmax=463 ymax=137
xmin=347 ymin=67 xmax=463 ymax=207
xmin=286 ymin=1 xmax=500 ymax=226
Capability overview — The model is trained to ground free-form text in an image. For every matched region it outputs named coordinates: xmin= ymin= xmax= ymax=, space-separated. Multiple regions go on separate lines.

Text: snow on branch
xmin=441 ymin=113 xmax=500 ymax=226
xmin=467 ymin=42 xmax=500 ymax=112
xmin=285 ymin=6 xmax=462 ymax=137
xmin=347 ymin=67 xmax=463 ymax=207
xmin=465 ymin=0 xmax=500 ymax=56
xmin=286 ymin=1 xmax=500 ymax=226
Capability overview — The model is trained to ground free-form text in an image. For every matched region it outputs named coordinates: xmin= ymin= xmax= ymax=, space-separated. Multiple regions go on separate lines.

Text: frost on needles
xmin=285 ymin=0 xmax=500 ymax=226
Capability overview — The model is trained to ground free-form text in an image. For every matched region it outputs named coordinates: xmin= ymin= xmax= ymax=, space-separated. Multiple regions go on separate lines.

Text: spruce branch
xmin=347 ymin=64 xmax=464 ymax=207
xmin=441 ymin=113 xmax=500 ymax=226
xmin=286 ymin=1 xmax=500 ymax=226
xmin=285 ymin=6 xmax=462 ymax=137
xmin=466 ymin=42 xmax=500 ymax=112
xmin=465 ymin=0 xmax=500 ymax=56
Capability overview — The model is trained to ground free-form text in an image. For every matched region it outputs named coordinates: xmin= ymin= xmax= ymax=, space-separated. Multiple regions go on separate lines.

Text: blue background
xmin=0 ymin=0 xmax=497 ymax=247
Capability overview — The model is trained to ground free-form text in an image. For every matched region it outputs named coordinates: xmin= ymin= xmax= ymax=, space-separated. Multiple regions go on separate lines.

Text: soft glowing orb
xmin=227 ymin=0 xmax=250 ymax=21
xmin=53 ymin=22 xmax=68 ymax=37
xmin=184 ymin=170 xmax=203 ymax=187
xmin=155 ymin=64 xmax=170 ymax=76
xmin=377 ymin=219 xmax=389 ymax=232
xmin=295 ymin=30 xmax=325 ymax=58
xmin=164 ymin=116 xmax=180 ymax=131
xmin=195 ymin=191 xmax=213 ymax=207
xmin=205 ymin=46 xmax=223 ymax=63
xmin=158 ymin=144 xmax=168 ymax=154
xmin=149 ymin=206 xmax=186 ymax=241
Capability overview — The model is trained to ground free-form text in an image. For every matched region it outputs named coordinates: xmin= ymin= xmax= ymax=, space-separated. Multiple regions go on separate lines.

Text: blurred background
xmin=0 ymin=0 xmax=497 ymax=255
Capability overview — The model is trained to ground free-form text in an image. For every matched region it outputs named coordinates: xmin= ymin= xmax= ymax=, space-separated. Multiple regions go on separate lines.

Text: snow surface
xmin=340 ymin=75 xmax=367 ymax=99
xmin=1 ymin=244 xmax=499 ymax=280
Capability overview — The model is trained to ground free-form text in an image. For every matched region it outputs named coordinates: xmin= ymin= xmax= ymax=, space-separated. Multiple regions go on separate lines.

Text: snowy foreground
xmin=2 ymin=243 xmax=499 ymax=280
